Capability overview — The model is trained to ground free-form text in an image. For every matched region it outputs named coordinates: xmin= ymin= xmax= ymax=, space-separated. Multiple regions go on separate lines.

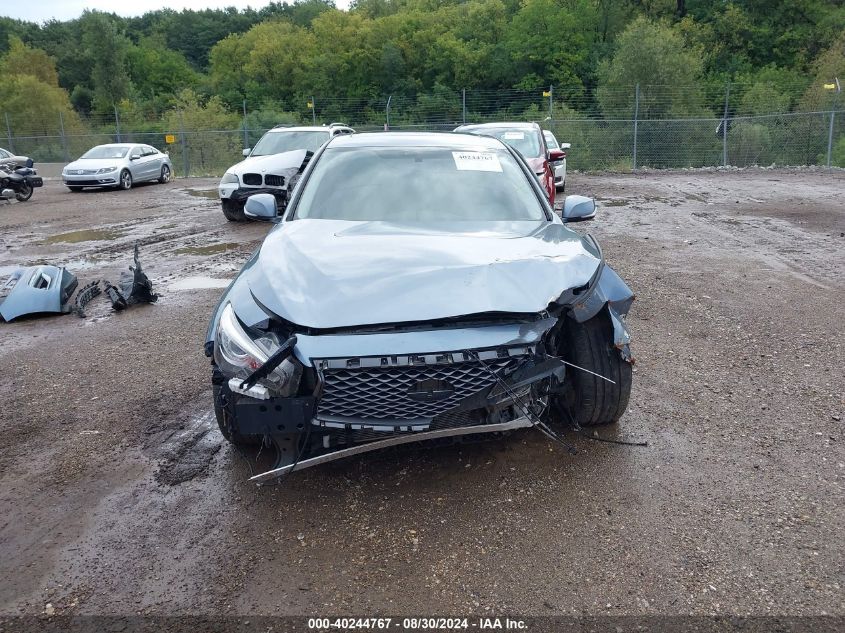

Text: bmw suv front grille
xmin=314 ymin=347 xmax=531 ymax=422
xmin=242 ymin=173 xmax=262 ymax=186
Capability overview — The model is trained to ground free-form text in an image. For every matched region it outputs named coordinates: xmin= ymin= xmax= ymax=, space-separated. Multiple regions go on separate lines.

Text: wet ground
xmin=0 ymin=171 xmax=843 ymax=618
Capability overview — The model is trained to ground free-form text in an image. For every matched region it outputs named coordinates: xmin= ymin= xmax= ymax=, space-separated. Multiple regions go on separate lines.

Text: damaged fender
xmin=554 ymin=235 xmax=635 ymax=361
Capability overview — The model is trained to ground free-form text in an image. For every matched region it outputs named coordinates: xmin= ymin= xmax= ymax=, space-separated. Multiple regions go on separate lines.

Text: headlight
xmin=96 ymin=166 xmax=116 ymax=174
xmin=220 ymin=172 xmax=239 ymax=185
xmin=214 ymin=303 xmax=301 ymax=396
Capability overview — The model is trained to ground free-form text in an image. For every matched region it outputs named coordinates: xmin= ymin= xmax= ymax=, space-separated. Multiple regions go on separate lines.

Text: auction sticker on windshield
xmin=452 ymin=151 xmax=502 ymax=172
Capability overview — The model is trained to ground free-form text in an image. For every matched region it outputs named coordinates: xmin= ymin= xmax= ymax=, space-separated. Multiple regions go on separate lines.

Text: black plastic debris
xmin=73 ymin=280 xmax=101 ymax=318
xmin=103 ymin=242 xmax=158 ymax=311
xmin=0 ymin=265 xmax=77 ymax=322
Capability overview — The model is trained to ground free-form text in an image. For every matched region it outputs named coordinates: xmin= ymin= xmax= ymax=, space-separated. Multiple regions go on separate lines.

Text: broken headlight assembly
xmin=214 ymin=303 xmax=301 ymax=397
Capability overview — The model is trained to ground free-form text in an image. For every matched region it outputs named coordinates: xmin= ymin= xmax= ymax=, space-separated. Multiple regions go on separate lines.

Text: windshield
xmin=292 ymin=146 xmax=547 ymax=222
xmin=251 ymin=130 xmax=329 ymax=156
xmin=81 ymin=146 xmax=129 ymax=159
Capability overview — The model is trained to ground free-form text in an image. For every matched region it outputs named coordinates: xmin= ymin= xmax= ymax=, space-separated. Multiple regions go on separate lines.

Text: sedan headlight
xmin=220 ymin=172 xmax=239 ymax=185
xmin=96 ymin=166 xmax=117 ymax=174
xmin=214 ymin=303 xmax=301 ymax=396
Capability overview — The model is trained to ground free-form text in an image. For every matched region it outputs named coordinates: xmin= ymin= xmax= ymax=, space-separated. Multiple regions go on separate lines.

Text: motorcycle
xmin=0 ymin=164 xmax=43 ymax=202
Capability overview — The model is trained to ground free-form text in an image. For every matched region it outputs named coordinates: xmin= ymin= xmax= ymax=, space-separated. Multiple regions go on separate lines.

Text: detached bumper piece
xmin=0 ymin=265 xmax=77 ymax=322
xmin=104 ymin=243 xmax=158 ymax=311
xmin=229 ymin=187 xmax=286 ymax=204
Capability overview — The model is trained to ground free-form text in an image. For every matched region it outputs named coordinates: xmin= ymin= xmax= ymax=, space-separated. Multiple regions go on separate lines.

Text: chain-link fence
xmin=3 ymin=84 xmax=843 ymax=177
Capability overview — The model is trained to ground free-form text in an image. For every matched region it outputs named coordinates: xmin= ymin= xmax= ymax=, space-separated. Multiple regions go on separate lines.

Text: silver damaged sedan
xmin=62 ymin=143 xmax=172 ymax=191
xmin=205 ymin=132 xmax=635 ymax=482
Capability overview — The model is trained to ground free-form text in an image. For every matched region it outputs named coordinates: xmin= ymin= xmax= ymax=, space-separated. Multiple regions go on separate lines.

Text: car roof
xmin=455 ymin=122 xmax=540 ymax=133
xmin=328 ymin=132 xmax=507 ymax=150
xmin=93 ymin=143 xmax=139 ymax=148
xmin=266 ymin=126 xmax=342 ymax=133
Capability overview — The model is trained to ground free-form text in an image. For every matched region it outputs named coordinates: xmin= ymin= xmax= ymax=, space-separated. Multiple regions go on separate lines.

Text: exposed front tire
xmin=552 ymin=311 xmax=631 ymax=427
xmin=15 ymin=182 xmax=32 ymax=201
xmin=158 ymin=164 xmax=171 ymax=183
xmin=212 ymin=371 xmax=259 ymax=447
xmin=222 ymin=198 xmax=247 ymax=222
xmin=119 ymin=169 xmax=133 ymax=190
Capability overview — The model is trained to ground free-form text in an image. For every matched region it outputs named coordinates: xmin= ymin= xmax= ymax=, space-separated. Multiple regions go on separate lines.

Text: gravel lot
xmin=0 ymin=170 xmax=842 ymax=619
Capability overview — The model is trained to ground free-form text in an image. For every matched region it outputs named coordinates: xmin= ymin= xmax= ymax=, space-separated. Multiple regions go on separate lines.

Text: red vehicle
xmin=454 ymin=121 xmax=562 ymax=206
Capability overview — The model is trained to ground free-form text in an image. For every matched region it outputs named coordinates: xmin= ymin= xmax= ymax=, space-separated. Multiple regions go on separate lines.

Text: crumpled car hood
xmin=230 ymin=149 xmax=308 ymax=175
xmin=247 ymin=220 xmax=601 ymax=329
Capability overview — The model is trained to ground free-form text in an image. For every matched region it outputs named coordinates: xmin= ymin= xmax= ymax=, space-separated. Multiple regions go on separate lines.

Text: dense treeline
xmin=0 ymin=0 xmax=843 ymax=163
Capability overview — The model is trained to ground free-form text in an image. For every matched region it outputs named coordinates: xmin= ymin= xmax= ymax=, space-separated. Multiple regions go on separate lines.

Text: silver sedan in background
xmin=62 ymin=143 xmax=172 ymax=191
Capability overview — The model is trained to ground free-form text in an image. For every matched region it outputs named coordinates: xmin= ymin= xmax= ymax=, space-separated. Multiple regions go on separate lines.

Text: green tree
xmin=597 ymin=16 xmax=708 ymax=118
xmin=81 ymin=11 xmax=132 ymax=112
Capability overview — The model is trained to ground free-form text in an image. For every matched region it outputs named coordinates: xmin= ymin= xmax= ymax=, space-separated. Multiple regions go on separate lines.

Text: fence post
xmin=548 ymin=85 xmax=553 ymax=121
xmin=4 ymin=113 xmax=13 ymax=154
xmin=242 ymin=99 xmax=249 ymax=150
xmin=311 ymin=96 xmax=316 ymax=125
xmin=58 ymin=112 xmax=70 ymax=163
xmin=632 ymin=83 xmax=639 ymax=170
xmin=114 ymin=105 xmax=121 ymax=143
xmin=722 ymin=83 xmax=730 ymax=167
xmin=826 ymin=78 xmax=840 ymax=168
xmin=179 ymin=110 xmax=189 ymax=178
xmin=386 ymin=95 xmax=392 ymax=130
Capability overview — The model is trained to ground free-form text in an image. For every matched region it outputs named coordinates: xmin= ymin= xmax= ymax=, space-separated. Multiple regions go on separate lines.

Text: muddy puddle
xmin=43 ymin=229 xmax=125 ymax=244
xmin=169 ymin=276 xmax=232 ymax=291
xmin=174 ymin=242 xmax=239 ymax=256
xmin=185 ymin=189 xmax=219 ymax=200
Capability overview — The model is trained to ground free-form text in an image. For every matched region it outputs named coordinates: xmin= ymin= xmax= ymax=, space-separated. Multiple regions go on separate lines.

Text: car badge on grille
xmin=407 ymin=379 xmax=455 ymax=403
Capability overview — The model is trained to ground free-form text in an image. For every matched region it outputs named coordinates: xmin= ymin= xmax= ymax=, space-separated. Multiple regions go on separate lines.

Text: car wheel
xmin=222 ymin=198 xmax=247 ymax=222
xmin=119 ymin=169 xmax=133 ymax=190
xmin=15 ymin=182 xmax=32 ymax=202
xmin=68 ymin=186 xmax=82 ymax=192
xmin=158 ymin=164 xmax=171 ymax=184
xmin=551 ymin=311 xmax=632 ymax=427
xmin=212 ymin=372 xmax=259 ymax=447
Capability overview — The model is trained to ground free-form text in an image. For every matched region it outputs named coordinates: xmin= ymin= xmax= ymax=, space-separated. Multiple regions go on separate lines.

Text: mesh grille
xmin=242 ymin=173 xmax=262 ymax=186
xmin=264 ymin=174 xmax=284 ymax=186
xmin=316 ymin=355 xmax=524 ymax=421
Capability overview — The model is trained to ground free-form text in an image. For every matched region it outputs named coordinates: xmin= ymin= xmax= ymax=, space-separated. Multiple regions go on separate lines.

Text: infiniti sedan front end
xmin=205 ymin=133 xmax=634 ymax=482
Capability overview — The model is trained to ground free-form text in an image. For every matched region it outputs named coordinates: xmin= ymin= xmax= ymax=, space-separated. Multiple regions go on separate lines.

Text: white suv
xmin=219 ymin=124 xmax=355 ymax=221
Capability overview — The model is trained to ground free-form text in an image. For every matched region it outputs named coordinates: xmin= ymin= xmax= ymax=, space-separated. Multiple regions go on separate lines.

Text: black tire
xmin=15 ymin=182 xmax=32 ymax=201
xmin=212 ymin=375 xmax=259 ymax=447
xmin=119 ymin=169 xmax=132 ymax=190
xmin=222 ymin=198 xmax=247 ymax=222
xmin=68 ymin=186 xmax=82 ymax=192
xmin=158 ymin=164 xmax=171 ymax=183
xmin=552 ymin=311 xmax=632 ymax=427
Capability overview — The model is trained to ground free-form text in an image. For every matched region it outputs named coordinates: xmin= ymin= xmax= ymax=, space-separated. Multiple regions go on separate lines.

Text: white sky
xmin=2 ymin=1 xmax=350 ymax=23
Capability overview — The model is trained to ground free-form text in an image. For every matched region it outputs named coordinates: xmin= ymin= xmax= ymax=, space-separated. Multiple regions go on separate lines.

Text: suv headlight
xmin=214 ymin=303 xmax=301 ymax=396
xmin=220 ymin=172 xmax=238 ymax=185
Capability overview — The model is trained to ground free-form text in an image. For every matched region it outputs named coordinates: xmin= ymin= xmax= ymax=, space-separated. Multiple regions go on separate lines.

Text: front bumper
xmin=219 ymin=185 xmax=285 ymax=202
xmin=218 ymin=322 xmax=562 ymax=480
xmin=63 ymin=173 xmax=118 ymax=186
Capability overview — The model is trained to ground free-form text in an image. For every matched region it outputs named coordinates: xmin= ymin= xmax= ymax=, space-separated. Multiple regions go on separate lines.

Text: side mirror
xmin=242 ymin=148 xmax=251 ymax=157
xmin=130 ymin=154 xmax=140 ymax=161
xmin=560 ymin=143 xmax=571 ymax=150
xmin=560 ymin=195 xmax=596 ymax=222
xmin=244 ymin=193 xmax=278 ymax=220
xmin=548 ymin=148 xmax=566 ymax=162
